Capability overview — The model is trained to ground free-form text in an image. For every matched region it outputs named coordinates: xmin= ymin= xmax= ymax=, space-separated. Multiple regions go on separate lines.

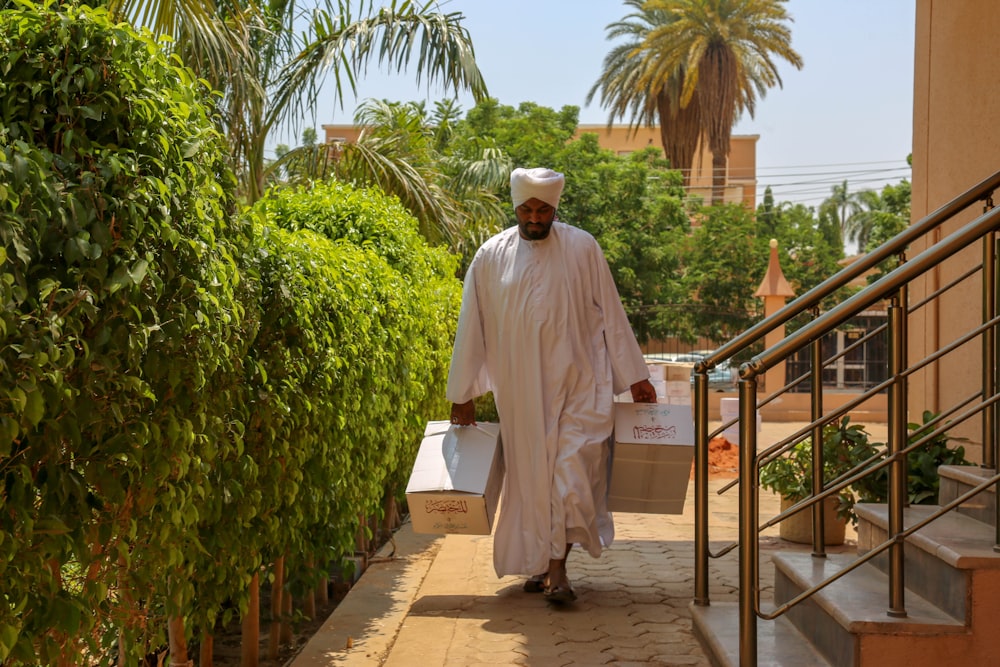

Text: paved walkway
xmin=291 ymin=421 xmax=882 ymax=667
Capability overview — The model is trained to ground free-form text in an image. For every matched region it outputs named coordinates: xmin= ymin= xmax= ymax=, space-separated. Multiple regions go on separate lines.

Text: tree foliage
xmin=0 ymin=3 xmax=464 ymax=660
xmin=586 ymin=0 xmax=701 ymax=181
xmin=105 ymin=0 xmax=489 ymax=202
xmin=238 ymin=182 xmax=460 ymax=603
xmin=677 ymin=204 xmax=766 ymax=342
xmin=0 ymin=2 xmax=250 ymax=660
xmin=756 ymin=189 xmax=843 ymax=298
xmin=861 ymin=179 xmax=911 ymax=282
xmin=593 ymin=0 xmax=802 ymax=203
xmin=274 ymin=99 xmax=511 ymax=259
xmin=455 ymin=99 xmax=580 ymax=169
xmin=558 ymin=142 xmax=690 ymax=342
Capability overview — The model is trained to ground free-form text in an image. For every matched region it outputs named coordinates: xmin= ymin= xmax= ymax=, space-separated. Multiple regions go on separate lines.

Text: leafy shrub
xmin=854 ymin=410 xmax=973 ymax=507
xmin=759 ymin=417 xmax=874 ymax=521
xmin=0 ymin=3 xmax=463 ymax=661
xmin=761 ymin=413 xmax=973 ymax=526
xmin=247 ymin=181 xmax=461 ymax=589
xmin=0 ymin=2 xmax=250 ymax=661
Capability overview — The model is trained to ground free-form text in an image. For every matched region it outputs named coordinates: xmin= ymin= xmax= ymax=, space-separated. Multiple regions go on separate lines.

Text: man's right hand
xmin=450 ymin=400 xmax=476 ymax=426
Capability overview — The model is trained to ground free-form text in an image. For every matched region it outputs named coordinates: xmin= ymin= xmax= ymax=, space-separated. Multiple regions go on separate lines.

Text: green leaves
xmin=1 ymin=3 xmax=462 ymax=658
xmin=1 ymin=0 xmax=249 ymax=660
xmin=246 ymin=180 xmax=459 ymax=591
xmin=0 ymin=622 xmax=24 ymax=663
xmin=762 ymin=413 xmax=974 ymax=526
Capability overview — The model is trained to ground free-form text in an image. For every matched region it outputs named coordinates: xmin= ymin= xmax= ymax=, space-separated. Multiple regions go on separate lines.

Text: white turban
xmin=510 ymin=167 xmax=565 ymax=208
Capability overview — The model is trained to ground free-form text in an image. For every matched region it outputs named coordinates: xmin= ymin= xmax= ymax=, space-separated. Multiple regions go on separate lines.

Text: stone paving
xmin=290 ymin=422 xmax=876 ymax=667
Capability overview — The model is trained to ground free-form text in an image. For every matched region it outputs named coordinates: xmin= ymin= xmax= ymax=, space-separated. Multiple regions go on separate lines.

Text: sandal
xmin=523 ymin=573 xmax=548 ymax=593
xmin=544 ymin=585 xmax=577 ymax=603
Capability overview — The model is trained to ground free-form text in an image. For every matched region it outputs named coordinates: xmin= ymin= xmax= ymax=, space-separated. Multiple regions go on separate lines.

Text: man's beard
xmin=518 ymin=219 xmax=553 ymax=240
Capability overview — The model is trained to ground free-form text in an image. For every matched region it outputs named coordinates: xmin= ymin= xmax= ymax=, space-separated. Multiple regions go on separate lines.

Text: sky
xmin=280 ymin=0 xmax=915 ymax=212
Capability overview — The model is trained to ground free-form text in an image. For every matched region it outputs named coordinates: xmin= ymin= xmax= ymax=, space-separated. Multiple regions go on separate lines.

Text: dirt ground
xmin=202 ymin=576 xmax=352 ymax=666
xmin=697 ymin=435 xmax=740 ymax=478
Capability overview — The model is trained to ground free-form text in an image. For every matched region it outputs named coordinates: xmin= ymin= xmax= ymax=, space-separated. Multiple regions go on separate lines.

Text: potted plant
xmin=852 ymin=410 xmax=973 ymax=507
xmin=761 ymin=412 xmax=974 ymax=545
xmin=760 ymin=416 xmax=874 ymax=544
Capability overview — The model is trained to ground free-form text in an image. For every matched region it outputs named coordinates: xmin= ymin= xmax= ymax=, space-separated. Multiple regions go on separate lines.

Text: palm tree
xmin=107 ymin=0 xmax=489 ymax=202
xmin=822 ymin=180 xmax=863 ymax=247
xmin=844 ymin=181 xmax=911 ymax=254
xmin=845 ymin=189 xmax=884 ymax=252
xmin=641 ymin=0 xmax=802 ymax=204
xmin=275 ymin=99 xmax=510 ymax=255
xmin=586 ymin=0 xmax=702 ymax=185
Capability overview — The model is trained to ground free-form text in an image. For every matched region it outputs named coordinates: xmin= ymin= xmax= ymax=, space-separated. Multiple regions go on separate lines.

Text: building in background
xmin=574 ymin=125 xmax=758 ymax=208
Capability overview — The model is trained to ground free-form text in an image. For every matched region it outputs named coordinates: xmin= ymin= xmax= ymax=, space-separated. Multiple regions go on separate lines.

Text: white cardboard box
xmin=719 ymin=397 xmax=761 ymax=444
xmin=609 ymin=400 xmax=694 ymax=514
xmin=405 ymin=421 xmax=504 ymax=535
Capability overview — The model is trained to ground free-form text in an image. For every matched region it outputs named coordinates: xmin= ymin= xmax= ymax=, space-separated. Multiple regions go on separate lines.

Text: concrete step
xmin=691 ymin=601 xmax=832 ymax=667
xmin=855 ymin=503 xmax=1000 ymax=620
xmin=772 ymin=551 xmax=966 ymax=667
xmin=938 ymin=464 xmax=998 ymax=527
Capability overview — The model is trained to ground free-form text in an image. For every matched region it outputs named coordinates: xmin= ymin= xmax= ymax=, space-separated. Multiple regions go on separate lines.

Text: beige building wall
xmin=909 ymin=0 xmax=1000 ymax=455
xmin=322 ymin=125 xmax=363 ymax=144
xmin=574 ymin=125 xmax=759 ymax=208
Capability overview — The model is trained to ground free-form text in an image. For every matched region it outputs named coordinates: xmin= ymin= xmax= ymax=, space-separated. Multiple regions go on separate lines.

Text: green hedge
xmin=0 ymin=2 xmax=461 ymax=662
xmin=0 ymin=2 xmax=253 ymax=662
xmin=252 ymin=181 xmax=460 ymax=500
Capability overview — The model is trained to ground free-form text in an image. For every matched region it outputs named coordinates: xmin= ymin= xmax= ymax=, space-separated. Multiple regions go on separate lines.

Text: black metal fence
xmin=784 ymin=313 xmax=889 ymax=392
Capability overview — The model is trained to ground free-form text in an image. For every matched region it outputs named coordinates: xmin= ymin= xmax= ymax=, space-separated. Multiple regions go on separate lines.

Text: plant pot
xmin=779 ymin=495 xmax=847 ymax=545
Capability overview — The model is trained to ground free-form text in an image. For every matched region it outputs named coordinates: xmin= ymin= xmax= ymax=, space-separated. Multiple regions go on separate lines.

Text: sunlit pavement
xmin=290 ymin=421 xmax=882 ymax=667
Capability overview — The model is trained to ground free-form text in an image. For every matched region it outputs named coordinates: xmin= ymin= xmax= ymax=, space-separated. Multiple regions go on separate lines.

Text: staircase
xmin=692 ymin=465 xmax=1000 ymax=666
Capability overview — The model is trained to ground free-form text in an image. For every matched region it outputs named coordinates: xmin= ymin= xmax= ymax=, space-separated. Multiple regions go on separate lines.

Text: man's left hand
xmin=630 ymin=379 xmax=657 ymax=403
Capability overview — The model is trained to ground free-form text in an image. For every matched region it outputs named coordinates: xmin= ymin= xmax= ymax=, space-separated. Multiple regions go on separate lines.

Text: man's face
xmin=515 ymin=198 xmax=556 ymax=240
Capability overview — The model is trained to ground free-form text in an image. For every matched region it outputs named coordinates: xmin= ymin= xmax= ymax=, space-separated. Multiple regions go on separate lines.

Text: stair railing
xmin=690 ymin=170 xmax=1000 ymax=665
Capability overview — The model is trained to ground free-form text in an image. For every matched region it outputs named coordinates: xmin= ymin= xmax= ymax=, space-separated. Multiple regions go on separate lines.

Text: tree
xmin=821 ymin=179 xmax=863 ymax=247
xmin=859 ymin=179 xmax=912 ymax=282
xmin=274 ymin=99 xmax=511 ymax=259
xmin=456 ymin=98 xmax=580 ymax=168
xmin=272 ymin=128 xmax=320 ymax=182
xmin=754 ymin=187 xmax=846 ymax=304
xmin=107 ymin=0 xmax=490 ymax=202
xmin=811 ymin=198 xmax=848 ymax=276
xmin=586 ymin=0 xmax=702 ymax=184
xmin=680 ymin=204 xmax=767 ymax=340
xmin=558 ymin=142 xmax=691 ymax=343
xmin=757 ymin=185 xmax=781 ymax=238
xmin=846 ymin=180 xmax=911 ymax=253
xmin=641 ymin=0 xmax=802 ymax=204
xmin=760 ymin=201 xmax=843 ymax=300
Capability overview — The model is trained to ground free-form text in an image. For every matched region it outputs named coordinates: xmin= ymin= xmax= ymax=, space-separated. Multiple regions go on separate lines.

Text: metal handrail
xmin=694 ymin=169 xmax=1000 ymax=374
xmin=734 ymin=206 xmax=1000 ymax=660
xmin=757 ymin=471 xmax=1000 ymax=621
xmin=691 ymin=171 xmax=1000 ymax=608
xmin=691 ymin=169 xmax=1000 ymax=665
xmin=743 ymin=206 xmax=1000 ymax=376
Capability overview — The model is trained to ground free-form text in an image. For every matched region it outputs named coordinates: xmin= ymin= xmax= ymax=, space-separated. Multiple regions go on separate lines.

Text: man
xmin=447 ymin=167 xmax=656 ymax=603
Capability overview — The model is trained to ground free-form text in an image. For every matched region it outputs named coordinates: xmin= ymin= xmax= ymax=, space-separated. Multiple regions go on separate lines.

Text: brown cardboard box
xmin=644 ymin=361 xmax=695 ymax=404
xmin=609 ymin=400 xmax=694 ymax=514
xmin=405 ymin=421 xmax=504 ymax=534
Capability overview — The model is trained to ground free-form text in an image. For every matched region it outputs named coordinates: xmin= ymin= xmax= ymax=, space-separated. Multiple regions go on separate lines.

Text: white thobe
xmin=446 ymin=221 xmax=649 ymax=577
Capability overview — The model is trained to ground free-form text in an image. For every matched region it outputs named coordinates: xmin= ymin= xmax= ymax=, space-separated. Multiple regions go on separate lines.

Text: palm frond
xmin=269 ymin=1 xmax=488 ymax=142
